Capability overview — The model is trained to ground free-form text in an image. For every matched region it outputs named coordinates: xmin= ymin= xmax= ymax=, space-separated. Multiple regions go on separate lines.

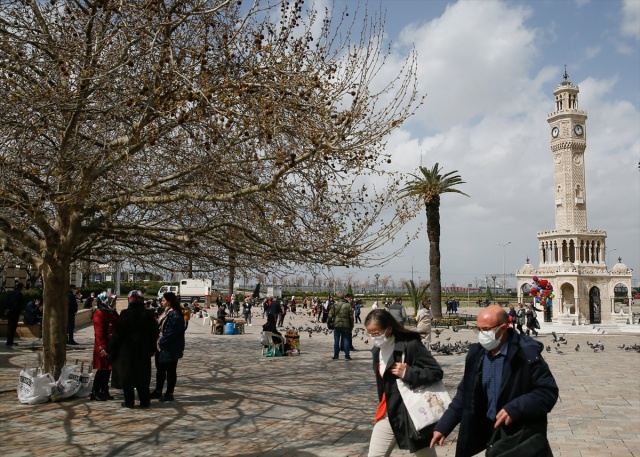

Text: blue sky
xmin=324 ymin=0 xmax=640 ymax=291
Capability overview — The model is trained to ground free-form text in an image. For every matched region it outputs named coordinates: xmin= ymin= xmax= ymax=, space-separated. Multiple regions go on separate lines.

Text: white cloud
xmin=395 ymin=0 xmax=538 ymax=130
xmin=621 ymin=0 xmax=640 ymax=40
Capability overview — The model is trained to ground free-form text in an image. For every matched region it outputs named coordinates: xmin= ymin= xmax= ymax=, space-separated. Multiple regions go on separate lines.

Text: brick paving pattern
xmin=0 ymin=308 xmax=638 ymax=457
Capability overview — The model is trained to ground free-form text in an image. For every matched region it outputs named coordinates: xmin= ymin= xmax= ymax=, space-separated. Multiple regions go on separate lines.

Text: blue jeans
xmin=333 ymin=328 xmax=351 ymax=358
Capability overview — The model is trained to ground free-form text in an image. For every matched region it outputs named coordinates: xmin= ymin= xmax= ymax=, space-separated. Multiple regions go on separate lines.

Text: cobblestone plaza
xmin=1 ymin=308 xmax=639 ymax=457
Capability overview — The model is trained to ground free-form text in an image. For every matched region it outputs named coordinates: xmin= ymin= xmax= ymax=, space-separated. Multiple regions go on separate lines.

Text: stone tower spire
xmin=547 ymin=74 xmax=588 ymax=232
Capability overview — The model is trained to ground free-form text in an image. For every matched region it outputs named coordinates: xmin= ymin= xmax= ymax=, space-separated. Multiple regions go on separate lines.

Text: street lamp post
xmin=375 ymin=273 xmax=380 ymax=301
xmin=497 ymin=241 xmax=512 ymax=297
xmin=491 ymin=275 xmax=497 ymax=304
xmin=411 ymin=256 xmax=415 ymax=284
xmin=607 ymin=248 xmax=617 ymax=268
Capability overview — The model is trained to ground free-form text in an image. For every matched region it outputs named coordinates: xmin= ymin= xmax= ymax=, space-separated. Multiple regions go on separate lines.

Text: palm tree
xmin=401 ymin=163 xmax=469 ymax=318
xmin=404 ymin=279 xmax=430 ymax=313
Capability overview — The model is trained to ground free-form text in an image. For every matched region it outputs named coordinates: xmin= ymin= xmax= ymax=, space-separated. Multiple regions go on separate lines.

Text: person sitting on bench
xmin=214 ymin=304 xmax=228 ymax=334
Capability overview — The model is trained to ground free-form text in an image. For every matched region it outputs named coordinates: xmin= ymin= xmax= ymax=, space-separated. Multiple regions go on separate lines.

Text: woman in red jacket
xmin=91 ymin=293 xmax=119 ymax=401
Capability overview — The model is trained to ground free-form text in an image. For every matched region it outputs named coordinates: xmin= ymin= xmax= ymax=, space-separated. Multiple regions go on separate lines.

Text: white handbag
xmin=396 ymin=350 xmax=451 ymax=433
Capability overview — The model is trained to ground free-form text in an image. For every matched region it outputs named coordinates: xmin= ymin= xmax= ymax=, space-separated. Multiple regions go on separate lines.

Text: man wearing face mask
xmin=430 ymin=305 xmax=558 ymax=457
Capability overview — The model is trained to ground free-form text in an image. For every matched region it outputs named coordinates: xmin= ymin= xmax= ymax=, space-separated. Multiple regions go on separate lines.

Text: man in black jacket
xmin=430 ymin=305 xmax=558 ymax=457
xmin=5 ymin=283 xmax=24 ymax=346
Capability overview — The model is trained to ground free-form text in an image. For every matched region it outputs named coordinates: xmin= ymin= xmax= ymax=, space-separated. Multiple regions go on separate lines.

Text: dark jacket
xmin=157 ymin=309 xmax=186 ymax=364
xmin=23 ymin=301 xmax=42 ymax=325
xmin=328 ymin=299 xmax=354 ymax=329
xmin=267 ymin=300 xmax=282 ymax=316
xmin=6 ymin=290 xmax=24 ymax=319
xmin=434 ymin=330 xmax=558 ymax=457
xmin=68 ymin=291 xmax=78 ymax=316
xmin=108 ymin=302 xmax=159 ymax=389
xmin=372 ymin=335 xmax=444 ymax=452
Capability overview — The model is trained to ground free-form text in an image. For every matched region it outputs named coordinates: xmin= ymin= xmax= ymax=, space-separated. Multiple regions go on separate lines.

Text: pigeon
xmin=452 ymin=326 xmax=459 ymax=333
xmin=555 ymin=347 xmax=564 ymax=354
xmin=561 ymin=340 xmax=568 ymax=345
xmin=575 ymin=344 xmax=580 ymax=352
xmin=364 ymin=339 xmax=369 ymax=345
xmin=546 ymin=346 xmax=551 ymax=353
xmin=551 ymin=331 xmax=558 ymax=343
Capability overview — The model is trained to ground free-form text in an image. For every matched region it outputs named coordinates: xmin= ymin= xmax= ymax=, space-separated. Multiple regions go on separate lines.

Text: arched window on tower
xmin=569 ymin=239 xmax=575 ymax=263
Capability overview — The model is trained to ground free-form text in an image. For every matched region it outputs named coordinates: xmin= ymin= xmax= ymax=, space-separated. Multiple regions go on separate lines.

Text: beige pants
xmin=368 ymin=417 xmax=437 ymax=457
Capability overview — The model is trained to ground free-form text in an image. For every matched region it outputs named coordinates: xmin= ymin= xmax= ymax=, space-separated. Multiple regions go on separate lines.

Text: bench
xmin=0 ymin=308 xmax=94 ymax=339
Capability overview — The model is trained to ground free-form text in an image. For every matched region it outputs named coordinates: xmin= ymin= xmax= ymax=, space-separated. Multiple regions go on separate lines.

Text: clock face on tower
xmin=552 ymin=127 xmax=559 ymax=138
xmin=574 ymin=124 xmax=583 ymax=136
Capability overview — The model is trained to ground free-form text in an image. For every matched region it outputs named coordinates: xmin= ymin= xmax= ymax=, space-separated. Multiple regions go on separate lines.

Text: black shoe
xmin=345 ymin=356 xmax=352 ymax=360
xmin=67 ymin=341 xmax=79 ymax=345
xmin=149 ymin=390 xmax=162 ymax=400
xmin=101 ymin=391 xmax=115 ymax=400
xmin=159 ymin=393 xmax=174 ymax=402
xmin=139 ymin=403 xmax=151 ymax=408
xmin=6 ymin=342 xmax=17 ymax=346
xmin=121 ymin=402 xmax=135 ymax=409
xmin=90 ymin=392 xmax=107 ymax=401
xmin=332 ymin=356 xmax=339 ymax=360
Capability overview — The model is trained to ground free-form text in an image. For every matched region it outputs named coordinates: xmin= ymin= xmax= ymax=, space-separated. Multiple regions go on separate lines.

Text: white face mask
xmin=373 ymin=332 xmax=395 ymax=348
xmin=478 ymin=327 xmax=502 ymax=351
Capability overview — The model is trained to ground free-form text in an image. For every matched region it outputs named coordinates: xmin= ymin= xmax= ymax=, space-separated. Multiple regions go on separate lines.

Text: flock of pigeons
xmin=278 ymin=319 xmax=640 ymax=356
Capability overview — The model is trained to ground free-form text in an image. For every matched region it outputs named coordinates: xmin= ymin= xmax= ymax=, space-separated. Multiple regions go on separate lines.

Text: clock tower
xmin=547 ymin=70 xmax=588 ymax=232
xmin=516 ymin=70 xmax=632 ymax=327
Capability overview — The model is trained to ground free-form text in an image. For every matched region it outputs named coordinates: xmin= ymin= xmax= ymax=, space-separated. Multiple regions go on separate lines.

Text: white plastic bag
xmin=17 ymin=368 xmax=55 ymax=405
xmin=50 ymin=365 xmax=81 ymax=402
xmin=72 ymin=363 xmax=93 ymax=398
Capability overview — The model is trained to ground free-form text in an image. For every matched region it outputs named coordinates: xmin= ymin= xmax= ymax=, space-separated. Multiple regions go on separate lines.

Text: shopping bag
xmin=396 ymin=378 xmax=451 ymax=431
xmin=73 ymin=363 xmax=94 ymax=398
xmin=17 ymin=368 xmax=55 ymax=405
xmin=396 ymin=346 xmax=451 ymax=436
xmin=50 ymin=365 xmax=82 ymax=402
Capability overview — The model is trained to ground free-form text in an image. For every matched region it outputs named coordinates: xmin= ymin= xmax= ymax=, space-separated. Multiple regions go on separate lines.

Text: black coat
xmin=434 ymin=330 xmax=559 ymax=457
xmin=68 ymin=291 xmax=78 ymax=315
xmin=5 ymin=290 xmax=24 ymax=319
xmin=108 ymin=302 xmax=159 ymax=389
xmin=371 ymin=334 xmax=444 ymax=453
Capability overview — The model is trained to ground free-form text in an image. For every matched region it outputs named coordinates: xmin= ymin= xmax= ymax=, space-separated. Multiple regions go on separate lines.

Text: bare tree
xmin=380 ymin=275 xmax=393 ymax=293
xmin=0 ymin=0 xmax=422 ymax=376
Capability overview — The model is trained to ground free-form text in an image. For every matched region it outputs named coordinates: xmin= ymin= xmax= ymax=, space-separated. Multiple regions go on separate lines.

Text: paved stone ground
xmin=0 ymin=308 xmax=639 ymax=457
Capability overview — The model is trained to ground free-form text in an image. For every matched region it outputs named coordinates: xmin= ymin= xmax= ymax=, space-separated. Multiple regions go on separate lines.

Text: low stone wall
xmin=0 ymin=308 xmax=93 ymax=338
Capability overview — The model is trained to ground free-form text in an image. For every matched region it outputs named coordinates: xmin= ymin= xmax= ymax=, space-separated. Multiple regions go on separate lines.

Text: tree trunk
xmin=228 ymin=248 xmax=237 ymax=296
xmin=426 ymin=201 xmax=442 ymax=318
xmin=41 ymin=261 xmax=70 ymax=380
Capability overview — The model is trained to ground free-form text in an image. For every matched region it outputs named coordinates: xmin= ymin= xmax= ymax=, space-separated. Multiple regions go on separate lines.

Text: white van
xmin=178 ymin=278 xmax=213 ymax=304
xmin=157 ymin=285 xmax=179 ymax=300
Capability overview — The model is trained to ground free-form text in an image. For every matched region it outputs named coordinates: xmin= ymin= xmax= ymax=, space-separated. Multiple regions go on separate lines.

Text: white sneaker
xmin=248 ymin=324 xmax=252 ymax=326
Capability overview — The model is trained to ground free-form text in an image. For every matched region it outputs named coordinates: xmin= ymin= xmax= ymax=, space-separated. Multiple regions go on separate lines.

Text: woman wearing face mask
xmin=364 ymin=309 xmax=444 ymax=457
